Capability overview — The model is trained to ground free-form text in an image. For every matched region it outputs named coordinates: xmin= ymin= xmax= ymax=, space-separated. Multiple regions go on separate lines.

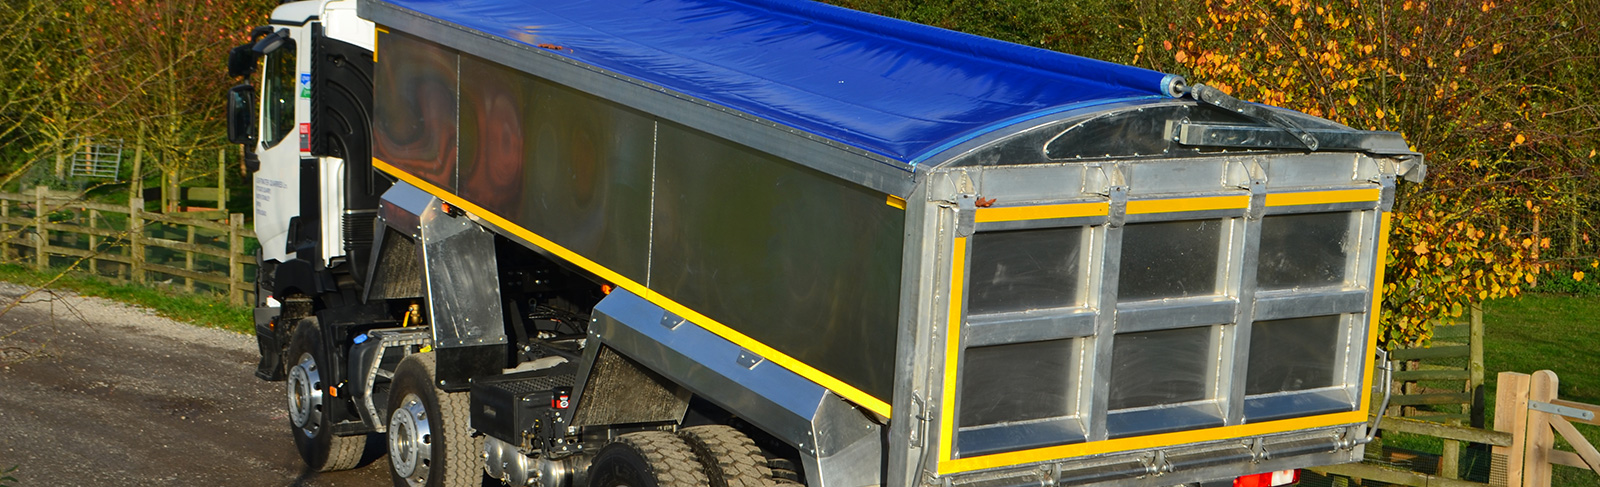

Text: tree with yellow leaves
xmin=1134 ymin=0 xmax=1599 ymax=345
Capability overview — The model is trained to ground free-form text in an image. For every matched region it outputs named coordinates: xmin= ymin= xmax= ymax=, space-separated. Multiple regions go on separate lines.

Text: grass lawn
xmin=1484 ymin=295 xmax=1600 ymax=405
xmin=1482 ymin=294 xmax=1600 ymax=485
xmin=0 ymin=263 xmax=252 ymax=334
xmin=1376 ymin=293 xmax=1600 ymax=485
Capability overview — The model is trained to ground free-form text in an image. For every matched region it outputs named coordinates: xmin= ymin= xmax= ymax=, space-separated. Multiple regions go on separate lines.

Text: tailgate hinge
xmin=1189 ymin=84 xmax=1319 ymax=151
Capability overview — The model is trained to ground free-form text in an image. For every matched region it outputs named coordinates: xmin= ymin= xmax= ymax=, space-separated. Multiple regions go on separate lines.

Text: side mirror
xmin=227 ymin=84 xmax=258 ymax=147
xmin=227 ymin=42 xmax=258 ymax=78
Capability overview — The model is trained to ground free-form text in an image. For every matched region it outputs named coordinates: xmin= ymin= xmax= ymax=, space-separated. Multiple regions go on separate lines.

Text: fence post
xmin=33 ymin=185 xmax=47 ymax=271
xmin=1439 ymin=305 xmax=1490 ymax=480
xmin=130 ymin=196 xmax=145 ymax=283
xmin=229 ymin=213 xmax=243 ymax=305
xmin=1470 ymin=303 xmax=1486 ymax=428
xmin=162 ymin=169 xmax=173 ymax=213
xmin=54 ymin=139 xmax=66 ymax=179
xmin=217 ymin=149 xmax=227 ymax=212
xmin=184 ymin=223 xmax=196 ymax=293
xmin=131 ymin=137 xmax=143 ymax=198
xmin=1495 ymin=372 xmax=1532 ymax=487
xmin=1525 ymin=371 xmax=1558 ymax=487
xmin=1388 ymin=356 xmax=1404 ymax=416
xmin=88 ymin=208 xmax=99 ymax=276
xmin=1443 ymin=434 xmax=1462 ymax=479
xmin=1 ymin=194 xmax=10 ymax=262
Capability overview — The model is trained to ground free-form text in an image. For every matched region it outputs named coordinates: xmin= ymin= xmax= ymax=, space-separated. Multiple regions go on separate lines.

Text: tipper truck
xmin=225 ymin=0 xmax=1427 ymax=486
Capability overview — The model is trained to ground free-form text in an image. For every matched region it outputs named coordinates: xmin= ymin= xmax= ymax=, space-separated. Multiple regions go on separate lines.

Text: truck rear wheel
xmin=386 ymin=353 xmax=483 ymax=487
xmin=677 ymin=425 xmax=793 ymax=487
xmin=286 ymin=317 xmax=366 ymax=471
xmin=764 ymin=456 xmax=803 ymax=485
xmin=587 ymin=431 xmax=709 ymax=487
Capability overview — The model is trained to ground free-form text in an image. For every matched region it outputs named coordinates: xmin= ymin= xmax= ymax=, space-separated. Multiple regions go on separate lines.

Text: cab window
xmin=261 ymin=42 xmax=297 ymax=148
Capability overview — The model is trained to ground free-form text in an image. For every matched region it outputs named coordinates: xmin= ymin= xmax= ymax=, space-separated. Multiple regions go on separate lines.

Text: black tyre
xmin=678 ymin=425 xmax=788 ymax=487
xmin=764 ymin=456 xmax=804 ymax=486
xmin=286 ymin=317 xmax=366 ymax=471
xmin=588 ymin=431 xmax=709 ymax=487
xmin=386 ymin=353 xmax=483 ymax=487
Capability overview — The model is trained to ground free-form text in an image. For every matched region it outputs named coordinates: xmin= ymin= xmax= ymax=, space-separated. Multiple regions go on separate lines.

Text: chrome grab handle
xmin=1361 ymin=348 xmax=1393 ymax=445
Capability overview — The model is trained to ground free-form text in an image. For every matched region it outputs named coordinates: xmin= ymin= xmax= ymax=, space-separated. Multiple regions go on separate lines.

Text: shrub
xmin=1133 ymin=0 xmax=1599 ymax=345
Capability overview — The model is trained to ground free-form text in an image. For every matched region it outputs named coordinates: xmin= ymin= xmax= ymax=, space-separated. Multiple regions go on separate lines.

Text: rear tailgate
xmin=919 ymin=149 xmax=1402 ymax=485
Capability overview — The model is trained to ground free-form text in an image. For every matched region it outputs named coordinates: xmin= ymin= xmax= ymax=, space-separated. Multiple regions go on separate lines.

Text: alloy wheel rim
xmin=287 ymin=352 xmax=322 ymax=437
xmin=388 ymin=393 xmax=433 ymax=486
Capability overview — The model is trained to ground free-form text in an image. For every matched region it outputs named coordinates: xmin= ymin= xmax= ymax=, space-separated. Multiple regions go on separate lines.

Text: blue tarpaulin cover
xmin=380 ymin=0 xmax=1180 ymax=164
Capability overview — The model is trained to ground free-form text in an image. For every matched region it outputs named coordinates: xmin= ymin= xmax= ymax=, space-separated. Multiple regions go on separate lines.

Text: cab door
xmin=252 ymin=25 xmax=308 ymax=263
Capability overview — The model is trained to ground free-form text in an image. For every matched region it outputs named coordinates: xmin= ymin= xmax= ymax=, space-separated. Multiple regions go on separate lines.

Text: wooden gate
xmin=1492 ymin=370 xmax=1600 ymax=487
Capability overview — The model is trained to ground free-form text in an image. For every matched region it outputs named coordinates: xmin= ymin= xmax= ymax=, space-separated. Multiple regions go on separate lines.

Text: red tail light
xmin=1234 ymin=469 xmax=1299 ymax=487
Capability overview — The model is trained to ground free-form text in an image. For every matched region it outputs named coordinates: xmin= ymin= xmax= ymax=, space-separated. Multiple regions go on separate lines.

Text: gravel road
xmin=0 ymin=282 xmax=391 ymax=486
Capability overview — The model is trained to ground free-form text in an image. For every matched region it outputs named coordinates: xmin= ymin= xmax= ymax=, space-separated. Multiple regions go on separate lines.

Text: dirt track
xmin=0 ymin=282 xmax=390 ymax=486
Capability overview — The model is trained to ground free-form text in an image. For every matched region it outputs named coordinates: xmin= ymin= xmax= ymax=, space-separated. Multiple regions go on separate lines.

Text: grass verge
xmin=0 ymin=263 xmax=252 ymax=334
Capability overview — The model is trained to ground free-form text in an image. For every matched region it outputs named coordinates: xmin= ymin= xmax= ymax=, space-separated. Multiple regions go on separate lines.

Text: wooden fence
xmin=0 ymin=186 xmax=256 ymax=305
xmin=1388 ymin=306 xmax=1485 ymax=424
xmin=1314 ymin=370 xmax=1598 ymax=487
xmin=1380 ymin=305 xmax=1487 ymax=480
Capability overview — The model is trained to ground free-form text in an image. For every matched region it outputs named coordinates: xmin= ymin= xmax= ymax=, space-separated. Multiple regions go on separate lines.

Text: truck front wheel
xmin=287 ymin=317 xmax=366 ymax=471
xmin=386 ymin=353 xmax=483 ymax=487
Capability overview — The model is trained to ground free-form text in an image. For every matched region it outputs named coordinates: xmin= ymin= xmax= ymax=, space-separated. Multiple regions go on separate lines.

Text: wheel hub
xmin=287 ymin=352 xmax=323 ymax=437
xmin=389 ymin=393 xmax=434 ymax=486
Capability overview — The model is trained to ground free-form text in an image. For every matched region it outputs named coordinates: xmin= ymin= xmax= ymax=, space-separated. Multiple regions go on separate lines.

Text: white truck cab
xmin=229 ymin=0 xmax=373 ymax=267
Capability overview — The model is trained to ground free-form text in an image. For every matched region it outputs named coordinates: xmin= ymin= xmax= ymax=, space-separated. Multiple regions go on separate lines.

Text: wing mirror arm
xmin=227 ymin=26 xmax=281 ymax=78
xmin=253 ymin=28 xmax=291 ymax=56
